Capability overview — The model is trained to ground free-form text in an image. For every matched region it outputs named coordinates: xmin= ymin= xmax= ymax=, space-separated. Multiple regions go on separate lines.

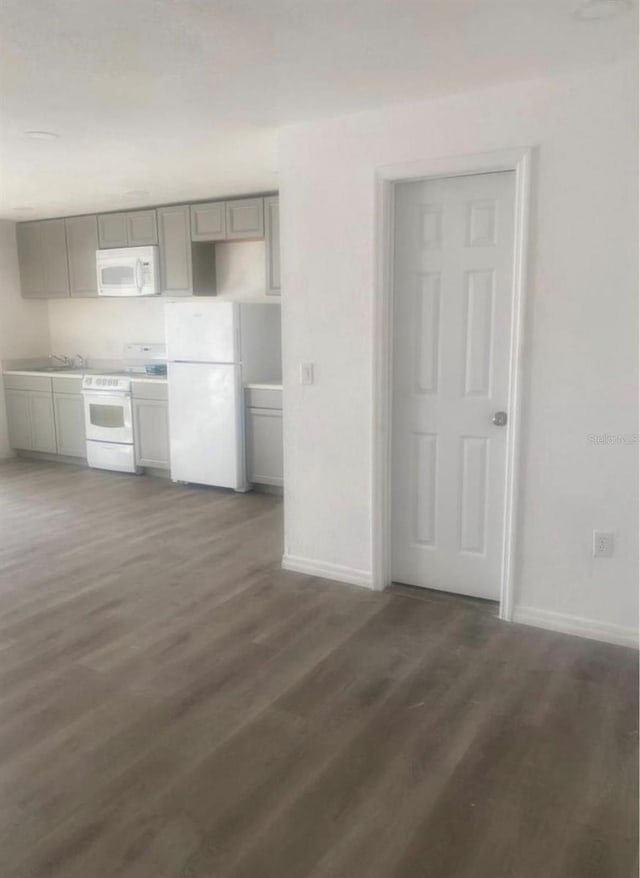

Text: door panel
xmin=190 ymin=202 xmax=226 ymax=241
xmin=127 ymin=210 xmax=158 ymax=246
xmin=133 ymin=399 xmax=170 ymax=468
xmin=158 ymin=205 xmax=193 ymax=295
xmin=225 ymin=198 xmax=264 ymax=240
xmin=40 ymin=219 xmax=69 ymax=297
xmin=54 ymin=393 xmax=86 ymax=457
xmin=16 ymin=223 xmax=44 ymax=298
xmin=391 ymin=171 xmax=515 ymax=600
xmin=5 ymin=389 xmax=32 ymax=449
xmin=264 ymin=196 xmax=281 ymax=295
xmin=29 ymin=391 xmax=57 ymax=453
xmin=66 ymin=215 xmax=99 ymax=297
xmin=98 ymin=213 xmax=128 ymax=248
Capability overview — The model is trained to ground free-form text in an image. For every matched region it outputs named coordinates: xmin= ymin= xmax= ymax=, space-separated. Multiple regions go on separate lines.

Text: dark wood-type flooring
xmin=0 ymin=458 xmax=637 ymax=878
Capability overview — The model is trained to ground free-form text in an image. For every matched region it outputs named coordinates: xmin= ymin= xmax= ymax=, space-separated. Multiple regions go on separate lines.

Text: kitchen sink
xmin=23 ymin=366 xmax=87 ymax=374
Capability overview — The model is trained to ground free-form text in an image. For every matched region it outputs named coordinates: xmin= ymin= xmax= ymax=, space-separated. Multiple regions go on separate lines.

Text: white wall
xmin=48 ymin=240 xmax=268 ymax=359
xmin=279 ymin=58 xmax=638 ymax=642
xmin=0 ymin=221 xmax=51 ymax=458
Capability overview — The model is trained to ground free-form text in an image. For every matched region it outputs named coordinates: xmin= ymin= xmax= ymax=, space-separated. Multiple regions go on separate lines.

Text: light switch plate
xmin=299 ymin=362 xmax=314 ymax=385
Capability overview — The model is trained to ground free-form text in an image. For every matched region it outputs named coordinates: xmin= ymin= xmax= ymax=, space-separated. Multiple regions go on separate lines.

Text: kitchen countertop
xmin=4 ymin=368 xmax=96 ymax=378
xmin=3 ymin=368 xmax=167 ymax=383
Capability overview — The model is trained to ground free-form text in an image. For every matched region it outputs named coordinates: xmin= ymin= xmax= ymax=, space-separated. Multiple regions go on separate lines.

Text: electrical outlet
xmin=593 ymin=531 xmax=614 ymax=558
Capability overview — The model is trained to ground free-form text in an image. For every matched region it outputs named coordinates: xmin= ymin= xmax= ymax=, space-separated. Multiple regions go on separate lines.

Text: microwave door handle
xmin=135 ymin=259 xmax=144 ymax=292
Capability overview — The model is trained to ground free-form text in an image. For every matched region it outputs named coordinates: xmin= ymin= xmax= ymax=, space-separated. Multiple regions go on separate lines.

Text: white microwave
xmin=96 ymin=246 xmax=160 ymax=297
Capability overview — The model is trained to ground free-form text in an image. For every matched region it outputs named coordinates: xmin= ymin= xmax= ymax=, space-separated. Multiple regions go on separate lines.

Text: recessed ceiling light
xmin=573 ymin=0 xmax=630 ymax=20
xmin=23 ymin=130 xmax=59 ymax=141
xmin=123 ymin=189 xmax=150 ymax=199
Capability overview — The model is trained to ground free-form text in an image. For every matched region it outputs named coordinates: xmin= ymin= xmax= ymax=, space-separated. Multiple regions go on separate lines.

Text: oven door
xmin=84 ymin=392 xmax=133 ymax=444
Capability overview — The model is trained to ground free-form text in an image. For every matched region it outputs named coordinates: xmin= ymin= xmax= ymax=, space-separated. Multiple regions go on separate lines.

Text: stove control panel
xmin=82 ymin=374 xmax=131 ymax=392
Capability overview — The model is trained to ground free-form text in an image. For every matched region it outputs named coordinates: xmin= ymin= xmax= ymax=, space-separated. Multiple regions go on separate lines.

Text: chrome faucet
xmin=74 ymin=354 xmax=87 ymax=369
xmin=49 ymin=354 xmax=73 ymax=368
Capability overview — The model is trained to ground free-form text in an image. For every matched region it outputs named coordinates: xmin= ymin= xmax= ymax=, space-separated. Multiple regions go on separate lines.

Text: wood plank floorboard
xmin=0 ymin=459 xmax=636 ymax=877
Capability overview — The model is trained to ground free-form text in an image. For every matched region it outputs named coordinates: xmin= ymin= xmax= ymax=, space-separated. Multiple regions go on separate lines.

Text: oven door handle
xmin=83 ymin=391 xmax=131 ymax=401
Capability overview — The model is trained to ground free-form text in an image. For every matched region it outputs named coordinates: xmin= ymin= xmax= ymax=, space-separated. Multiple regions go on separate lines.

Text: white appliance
xmin=83 ymin=374 xmax=139 ymax=473
xmin=96 ymin=246 xmax=159 ymax=297
xmin=166 ymin=301 xmax=281 ymax=491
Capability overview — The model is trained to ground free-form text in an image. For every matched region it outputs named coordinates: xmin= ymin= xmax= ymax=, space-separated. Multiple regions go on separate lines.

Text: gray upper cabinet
xmin=41 ymin=220 xmax=70 ymax=297
xmin=97 ymin=213 xmax=128 ymax=248
xmin=16 ymin=193 xmax=278 ymax=299
xmin=264 ymin=196 xmax=281 ymax=296
xmin=157 ymin=205 xmax=193 ymax=296
xmin=17 ymin=219 xmax=69 ymax=298
xmin=190 ymin=202 xmax=226 ymax=241
xmin=98 ymin=210 xmax=158 ymax=248
xmin=127 ymin=210 xmax=158 ymax=245
xmin=16 ymin=222 xmax=43 ymax=298
xmin=190 ymin=198 xmax=264 ymax=241
xmin=226 ymin=198 xmax=264 ymax=240
xmin=65 ymin=215 xmax=99 ymax=297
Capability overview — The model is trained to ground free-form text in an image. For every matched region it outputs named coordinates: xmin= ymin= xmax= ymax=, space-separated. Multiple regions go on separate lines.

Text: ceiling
xmin=0 ymin=0 xmax=636 ymax=219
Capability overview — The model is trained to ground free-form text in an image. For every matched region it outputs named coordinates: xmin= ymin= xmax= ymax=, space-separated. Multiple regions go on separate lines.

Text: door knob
xmin=492 ymin=411 xmax=508 ymax=426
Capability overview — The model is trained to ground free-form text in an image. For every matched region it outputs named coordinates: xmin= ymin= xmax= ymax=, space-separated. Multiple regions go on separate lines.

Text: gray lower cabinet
xmin=98 ymin=210 xmax=158 ymax=248
xmin=246 ymin=407 xmax=283 ymax=487
xmin=53 ymin=392 xmax=86 ymax=457
xmin=4 ymin=387 xmax=57 ymax=453
xmin=133 ymin=394 xmax=170 ymax=469
xmin=157 ymin=205 xmax=193 ymax=295
xmin=4 ymin=389 xmax=31 ymax=450
xmin=66 ymin=215 xmax=99 ymax=297
xmin=17 ymin=219 xmax=70 ymax=298
xmin=264 ymin=196 xmax=280 ymax=296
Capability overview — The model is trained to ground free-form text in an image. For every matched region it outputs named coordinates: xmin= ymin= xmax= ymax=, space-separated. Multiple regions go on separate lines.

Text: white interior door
xmin=391 ymin=171 xmax=516 ymax=600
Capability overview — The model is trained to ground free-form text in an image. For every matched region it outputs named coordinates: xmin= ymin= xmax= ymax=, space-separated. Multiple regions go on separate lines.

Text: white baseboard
xmin=281 ymin=554 xmax=374 ymax=589
xmin=512 ymin=606 xmax=639 ymax=649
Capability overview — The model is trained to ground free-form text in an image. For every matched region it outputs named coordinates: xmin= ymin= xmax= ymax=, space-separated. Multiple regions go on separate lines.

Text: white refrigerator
xmin=165 ymin=301 xmax=281 ymax=490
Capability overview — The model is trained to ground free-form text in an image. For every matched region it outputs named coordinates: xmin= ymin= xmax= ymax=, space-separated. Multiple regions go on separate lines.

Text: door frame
xmin=372 ymin=146 xmax=533 ymax=620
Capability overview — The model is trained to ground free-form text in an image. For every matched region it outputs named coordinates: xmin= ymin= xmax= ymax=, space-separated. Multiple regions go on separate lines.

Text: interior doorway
xmin=374 ymin=148 xmax=532 ymax=618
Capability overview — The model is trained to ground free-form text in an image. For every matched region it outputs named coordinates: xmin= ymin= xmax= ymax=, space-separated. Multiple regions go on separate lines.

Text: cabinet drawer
xmin=244 ymin=387 xmax=282 ymax=410
xmin=52 ymin=376 xmax=83 ymax=394
xmin=3 ymin=373 xmax=52 ymax=392
xmin=131 ymin=380 xmax=168 ymax=401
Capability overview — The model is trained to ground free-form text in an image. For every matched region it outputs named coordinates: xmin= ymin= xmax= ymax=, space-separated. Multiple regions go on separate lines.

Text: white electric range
xmin=82 ymin=343 xmax=166 ymax=474
xmin=82 ymin=373 xmax=137 ymax=473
